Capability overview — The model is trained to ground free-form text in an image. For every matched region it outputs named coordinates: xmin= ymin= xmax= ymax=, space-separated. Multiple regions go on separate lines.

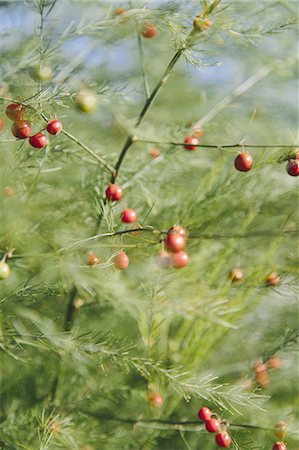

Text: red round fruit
xmin=206 ymin=418 xmax=220 ymax=433
xmin=215 ymin=432 xmax=232 ymax=448
xmin=272 ymin=443 xmax=287 ymax=450
xmin=106 ymin=184 xmax=123 ymax=202
xmin=46 ymin=119 xmax=62 ymax=135
xmin=286 ymin=159 xmax=299 ymax=177
xmin=234 ymin=152 xmax=253 ymax=172
xmin=148 ymin=393 xmax=164 ymax=408
xmin=121 ymin=208 xmax=137 ymax=223
xmin=168 ymin=225 xmax=187 ymax=238
xmin=11 ymin=120 xmax=32 ymax=139
xmin=172 ymin=251 xmax=189 ymax=268
xmin=141 ymin=23 xmax=157 ymax=38
xmin=0 ymin=118 xmax=4 ymax=131
xmin=166 ymin=233 xmax=186 ymax=253
xmin=114 ymin=251 xmax=129 ymax=270
xmin=29 ymin=133 xmax=47 ymax=148
xmin=184 ymin=135 xmax=199 ymax=150
xmin=6 ymin=103 xmax=25 ymax=121
xmin=198 ymin=406 xmax=212 ymax=422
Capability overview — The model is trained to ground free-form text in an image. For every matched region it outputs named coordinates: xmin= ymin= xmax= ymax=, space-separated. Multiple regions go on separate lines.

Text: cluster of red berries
xmin=156 ymin=225 xmax=190 ymax=269
xmin=5 ymin=103 xmax=62 ymax=148
xmin=198 ymin=406 xmax=232 ymax=448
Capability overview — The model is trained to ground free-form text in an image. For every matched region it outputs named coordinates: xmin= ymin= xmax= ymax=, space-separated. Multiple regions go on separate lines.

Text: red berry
xmin=266 ymin=272 xmax=280 ymax=287
xmin=121 ymin=208 xmax=137 ymax=223
xmin=0 ymin=118 xmax=4 ymax=131
xmin=141 ymin=23 xmax=157 ymax=38
xmin=166 ymin=233 xmax=186 ymax=253
xmin=168 ymin=225 xmax=187 ymax=238
xmin=29 ymin=132 xmax=47 ymax=148
xmin=267 ymin=356 xmax=282 ymax=370
xmin=172 ymin=251 xmax=189 ymax=268
xmin=149 ymin=147 xmax=160 ymax=158
xmin=198 ymin=406 xmax=212 ymax=421
xmin=114 ymin=251 xmax=129 ymax=270
xmin=11 ymin=120 xmax=32 ymax=139
xmin=87 ymin=252 xmax=101 ymax=266
xmin=206 ymin=418 xmax=220 ymax=433
xmin=184 ymin=135 xmax=199 ymax=150
xmin=272 ymin=443 xmax=287 ymax=450
xmin=106 ymin=184 xmax=123 ymax=202
xmin=6 ymin=103 xmax=25 ymax=121
xmin=148 ymin=393 xmax=164 ymax=408
xmin=286 ymin=159 xmax=299 ymax=176
xmin=215 ymin=432 xmax=232 ymax=448
xmin=234 ymin=152 xmax=253 ymax=172
xmin=46 ymin=119 xmax=62 ymax=135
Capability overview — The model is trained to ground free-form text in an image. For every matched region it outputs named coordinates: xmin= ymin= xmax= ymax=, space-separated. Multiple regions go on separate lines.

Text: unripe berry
xmin=267 ymin=356 xmax=282 ymax=370
xmin=193 ymin=16 xmax=213 ymax=32
xmin=184 ymin=135 xmax=199 ymax=150
xmin=286 ymin=159 xmax=299 ymax=176
xmin=35 ymin=65 xmax=53 ymax=81
xmin=114 ymin=251 xmax=129 ymax=270
xmin=148 ymin=393 xmax=164 ymax=408
xmin=266 ymin=272 xmax=280 ymax=286
xmin=215 ymin=432 xmax=232 ymax=448
xmin=234 ymin=152 xmax=253 ymax=172
xmin=29 ymin=133 xmax=47 ymax=148
xmin=11 ymin=120 xmax=32 ymax=139
xmin=87 ymin=252 xmax=101 ymax=266
xmin=274 ymin=422 xmax=288 ymax=440
xmin=76 ymin=90 xmax=98 ymax=113
xmin=121 ymin=208 xmax=137 ymax=223
xmin=47 ymin=119 xmax=62 ymax=135
xmin=272 ymin=443 xmax=287 ymax=450
xmin=105 ymin=184 xmax=123 ymax=202
xmin=3 ymin=187 xmax=16 ymax=197
xmin=229 ymin=268 xmax=243 ymax=282
xmin=172 ymin=251 xmax=189 ymax=268
xmin=141 ymin=23 xmax=157 ymax=38
xmin=149 ymin=147 xmax=160 ymax=158
xmin=6 ymin=103 xmax=25 ymax=121
xmin=166 ymin=233 xmax=186 ymax=253
xmin=0 ymin=261 xmax=10 ymax=280
xmin=198 ymin=406 xmax=212 ymax=421
xmin=205 ymin=418 xmax=220 ymax=433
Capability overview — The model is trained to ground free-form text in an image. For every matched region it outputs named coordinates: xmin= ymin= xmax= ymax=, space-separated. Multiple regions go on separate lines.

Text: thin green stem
xmin=137 ymin=33 xmax=150 ymax=99
xmin=135 ymin=139 xmax=298 ymax=150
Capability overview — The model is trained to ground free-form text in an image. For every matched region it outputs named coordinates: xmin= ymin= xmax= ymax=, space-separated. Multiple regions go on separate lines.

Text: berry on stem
xmin=198 ymin=406 xmax=212 ymax=421
xmin=87 ymin=252 xmax=101 ymax=266
xmin=121 ymin=208 xmax=137 ymax=223
xmin=47 ymin=119 xmax=62 ymax=135
xmin=229 ymin=268 xmax=243 ymax=282
xmin=172 ymin=251 xmax=189 ymax=268
xmin=29 ymin=133 xmax=47 ymax=148
xmin=0 ymin=261 xmax=10 ymax=280
xmin=205 ymin=418 xmax=220 ymax=433
xmin=215 ymin=432 xmax=232 ymax=448
xmin=272 ymin=443 xmax=287 ymax=450
xmin=106 ymin=184 xmax=123 ymax=202
xmin=166 ymin=232 xmax=186 ymax=253
xmin=267 ymin=356 xmax=282 ymax=370
xmin=76 ymin=90 xmax=98 ymax=113
xmin=234 ymin=152 xmax=253 ymax=172
xmin=266 ymin=272 xmax=280 ymax=286
xmin=168 ymin=225 xmax=187 ymax=238
xmin=141 ymin=23 xmax=157 ymax=38
xmin=34 ymin=65 xmax=53 ymax=81
xmin=6 ymin=103 xmax=25 ymax=121
xmin=184 ymin=135 xmax=199 ymax=150
xmin=114 ymin=251 xmax=129 ymax=270
xmin=148 ymin=392 xmax=164 ymax=408
xmin=11 ymin=120 xmax=32 ymax=139
xmin=193 ymin=16 xmax=213 ymax=32
xmin=286 ymin=159 xmax=299 ymax=177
